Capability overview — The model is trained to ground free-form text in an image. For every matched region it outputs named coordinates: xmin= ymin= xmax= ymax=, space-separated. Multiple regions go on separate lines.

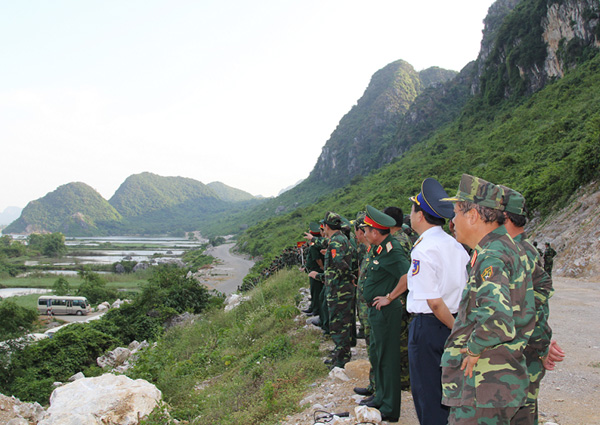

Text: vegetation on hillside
xmin=237 ymin=52 xmax=600 ymax=259
xmin=4 ymin=183 xmax=121 ymax=236
xmin=0 ymin=264 xmax=218 ymax=404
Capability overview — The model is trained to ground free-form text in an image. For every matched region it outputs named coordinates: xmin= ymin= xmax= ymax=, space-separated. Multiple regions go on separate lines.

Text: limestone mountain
xmin=306 ymin=60 xmax=457 ymax=189
xmin=4 ymin=183 xmax=121 ymax=236
xmin=477 ymin=0 xmax=600 ymax=103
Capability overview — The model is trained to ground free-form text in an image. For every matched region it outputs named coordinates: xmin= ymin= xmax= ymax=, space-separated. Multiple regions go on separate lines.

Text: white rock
xmin=355 ymin=405 xmax=382 ymax=423
xmin=39 ymin=374 xmax=161 ymax=425
xmin=97 ymin=347 xmax=131 ymax=368
xmin=7 ymin=418 xmax=29 ymax=425
xmin=68 ymin=372 xmax=85 ymax=382
xmin=328 ymin=367 xmax=350 ymax=381
xmin=97 ymin=302 xmax=110 ymax=311
xmin=12 ymin=399 xmax=45 ymax=422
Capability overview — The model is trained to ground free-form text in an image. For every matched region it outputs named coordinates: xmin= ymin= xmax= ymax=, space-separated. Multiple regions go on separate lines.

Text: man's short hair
xmin=457 ymin=201 xmax=505 ymax=225
xmin=413 ymin=203 xmax=446 ymax=226
xmin=505 ymin=211 xmax=527 ymax=228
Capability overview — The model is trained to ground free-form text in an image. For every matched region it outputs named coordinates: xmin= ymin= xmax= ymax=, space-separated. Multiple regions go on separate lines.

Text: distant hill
xmin=3 ymin=173 xmax=264 ymax=236
xmin=207 ymin=182 xmax=255 ymax=202
xmin=4 ymin=183 xmax=122 ymax=236
xmin=109 ymin=172 xmax=220 ymax=218
xmin=0 ymin=207 xmax=22 ymax=226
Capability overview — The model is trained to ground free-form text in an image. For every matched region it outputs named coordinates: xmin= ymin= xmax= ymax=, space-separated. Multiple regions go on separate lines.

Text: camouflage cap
xmin=360 ymin=205 xmax=396 ymax=229
xmin=341 ymin=215 xmax=351 ymax=231
xmin=309 ymin=222 xmax=321 ymax=233
xmin=323 ymin=211 xmax=343 ymax=228
xmin=354 ymin=211 xmax=366 ymax=230
xmin=499 ymin=185 xmax=526 ymax=216
xmin=441 ymin=174 xmax=505 ymax=211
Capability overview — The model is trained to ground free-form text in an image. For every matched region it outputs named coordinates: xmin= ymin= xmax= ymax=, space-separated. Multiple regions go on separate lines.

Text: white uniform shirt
xmin=406 ymin=226 xmax=469 ymax=314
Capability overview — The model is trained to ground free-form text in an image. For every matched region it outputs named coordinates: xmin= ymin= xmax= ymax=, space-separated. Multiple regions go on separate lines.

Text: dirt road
xmin=202 ymin=243 xmax=255 ymax=295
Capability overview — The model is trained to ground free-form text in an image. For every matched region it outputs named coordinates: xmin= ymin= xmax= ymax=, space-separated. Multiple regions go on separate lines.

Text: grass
xmin=133 ymin=268 xmax=328 ymax=425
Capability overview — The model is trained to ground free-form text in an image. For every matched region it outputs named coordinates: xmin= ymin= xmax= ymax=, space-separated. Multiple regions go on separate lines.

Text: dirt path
xmin=202 ymin=243 xmax=255 ymax=295
xmin=282 ymin=276 xmax=600 ymax=425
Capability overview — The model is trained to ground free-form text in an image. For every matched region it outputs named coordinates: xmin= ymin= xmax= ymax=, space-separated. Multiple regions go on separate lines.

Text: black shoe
xmin=301 ymin=308 xmax=313 ymax=314
xmin=324 ymin=358 xmax=333 ymax=365
xmin=353 ymin=387 xmax=373 ymax=396
xmin=381 ymin=414 xmax=399 ymax=422
xmin=358 ymin=395 xmax=375 ymax=405
xmin=310 ymin=318 xmax=321 ymax=326
xmin=363 ymin=399 xmax=380 ymax=408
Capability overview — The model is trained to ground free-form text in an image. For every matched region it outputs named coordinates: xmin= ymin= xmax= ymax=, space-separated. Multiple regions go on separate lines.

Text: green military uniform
xmin=392 ymin=230 xmax=412 ymax=391
xmin=306 ymin=223 xmax=325 ymax=316
xmin=312 ymin=235 xmax=330 ymax=333
xmin=315 ymin=212 xmax=354 ymax=367
xmin=502 ymin=187 xmax=554 ymax=425
xmin=441 ymin=175 xmax=536 ymax=424
xmin=361 ymin=206 xmax=411 ymax=420
xmin=543 ymin=244 xmax=557 ymax=276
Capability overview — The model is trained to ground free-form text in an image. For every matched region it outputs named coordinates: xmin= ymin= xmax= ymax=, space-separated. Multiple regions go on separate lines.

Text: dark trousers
xmin=408 ymin=314 xmax=451 ymax=425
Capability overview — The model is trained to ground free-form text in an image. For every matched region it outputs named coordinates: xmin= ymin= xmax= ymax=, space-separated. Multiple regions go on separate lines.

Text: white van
xmin=37 ymin=296 xmax=90 ymax=316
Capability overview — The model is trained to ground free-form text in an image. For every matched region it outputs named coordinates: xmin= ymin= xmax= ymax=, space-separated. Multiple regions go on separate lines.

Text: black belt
xmin=411 ymin=312 xmax=458 ymax=318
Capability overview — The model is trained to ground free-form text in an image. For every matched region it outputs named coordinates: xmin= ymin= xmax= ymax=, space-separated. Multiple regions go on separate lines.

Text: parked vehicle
xmin=37 ymin=296 xmax=90 ymax=316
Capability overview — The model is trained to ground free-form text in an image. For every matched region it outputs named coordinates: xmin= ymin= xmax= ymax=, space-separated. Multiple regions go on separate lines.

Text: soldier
xmin=533 ymin=241 xmax=543 ymax=258
xmin=309 ymin=212 xmax=354 ymax=368
xmin=302 ymin=222 xmax=325 ymax=317
xmin=543 ymin=242 xmax=557 ymax=276
xmin=500 ymin=186 xmax=556 ymax=425
xmin=405 ymin=178 xmax=470 ymax=425
xmin=359 ymin=205 xmax=411 ymax=422
xmin=440 ymin=174 xmax=535 ymax=424
xmin=382 ymin=206 xmax=412 ymax=392
xmin=352 ymin=211 xmax=376 ymax=399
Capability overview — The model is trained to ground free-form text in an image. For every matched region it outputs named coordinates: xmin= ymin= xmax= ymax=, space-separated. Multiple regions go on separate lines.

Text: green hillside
xmin=207 ymin=181 xmax=256 ymax=202
xmin=4 ymin=183 xmax=122 ymax=236
xmin=237 ymin=52 xmax=600 ymax=257
xmin=109 ymin=172 xmax=220 ymax=217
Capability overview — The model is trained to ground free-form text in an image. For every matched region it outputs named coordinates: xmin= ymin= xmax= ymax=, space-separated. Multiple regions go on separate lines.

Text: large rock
xmin=39 ymin=374 xmax=161 ymax=425
xmin=97 ymin=347 xmax=131 ymax=368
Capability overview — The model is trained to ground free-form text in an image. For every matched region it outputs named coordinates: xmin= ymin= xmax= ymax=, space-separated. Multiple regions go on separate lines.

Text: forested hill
xmin=4 ymin=173 xmax=263 ymax=236
xmin=236 ymin=0 xmax=600 ymax=257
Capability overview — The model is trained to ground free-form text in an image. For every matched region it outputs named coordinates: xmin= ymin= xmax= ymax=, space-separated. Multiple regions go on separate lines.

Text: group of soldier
xmin=300 ymin=173 xmax=565 ymax=424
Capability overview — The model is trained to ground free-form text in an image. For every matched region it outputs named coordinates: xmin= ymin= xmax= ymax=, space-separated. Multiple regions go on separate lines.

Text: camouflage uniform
xmin=306 ymin=237 xmax=325 ymax=316
xmin=511 ymin=234 xmax=554 ymax=425
xmin=440 ymin=174 xmax=536 ymax=424
xmin=500 ymin=187 xmax=554 ymax=425
xmin=355 ymin=242 xmax=375 ymax=392
xmin=543 ymin=245 xmax=557 ymax=276
xmin=316 ymin=228 xmax=354 ymax=367
xmin=393 ymin=230 xmax=413 ymax=391
xmin=312 ymin=236 xmax=330 ymax=333
xmin=363 ymin=233 xmax=411 ymax=420
xmin=441 ymin=225 xmax=535 ymax=423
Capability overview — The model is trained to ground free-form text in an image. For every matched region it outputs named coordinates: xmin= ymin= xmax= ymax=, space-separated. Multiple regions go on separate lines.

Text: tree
xmin=0 ymin=299 xmax=38 ymax=341
xmin=52 ymin=277 xmax=71 ymax=296
xmin=76 ymin=269 xmax=118 ymax=304
xmin=42 ymin=233 xmax=67 ymax=257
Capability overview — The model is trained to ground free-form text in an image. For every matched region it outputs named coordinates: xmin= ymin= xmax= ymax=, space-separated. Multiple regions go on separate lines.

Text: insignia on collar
xmin=376 ymin=245 xmax=383 ymax=255
xmin=412 ymin=259 xmax=420 ymax=276
xmin=367 ymin=246 xmax=372 ymax=253
xmin=470 ymin=250 xmax=478 ymax=268
xmin=386 ymin=241 xmax=393 ymax=252
xmin=481 ymin=266 xmax=493 ymax=280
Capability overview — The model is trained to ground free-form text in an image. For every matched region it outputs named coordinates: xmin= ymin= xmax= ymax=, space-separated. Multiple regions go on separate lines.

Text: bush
xmin=0 ymin=299 xmax=38 ymax=341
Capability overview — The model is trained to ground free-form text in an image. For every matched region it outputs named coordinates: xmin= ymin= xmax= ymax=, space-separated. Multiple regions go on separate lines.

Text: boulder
xmin=354 ymin=405 xmax=381 ymax=423
xmin=97 ymin=302 xmax=110 ymax=311
xmin=39 ymin=374 xmax=161 ymax=425
xmin=97 ymin=347 xmax=131 ymax=368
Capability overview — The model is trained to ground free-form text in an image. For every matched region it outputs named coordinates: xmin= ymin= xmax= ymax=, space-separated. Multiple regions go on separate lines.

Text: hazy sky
xmin=0 ymin=0 xmax=496 ymax=212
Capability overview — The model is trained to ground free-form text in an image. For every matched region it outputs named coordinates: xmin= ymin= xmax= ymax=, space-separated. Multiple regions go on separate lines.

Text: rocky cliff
xmin=477 ymin=0 xmax=600 ymax=102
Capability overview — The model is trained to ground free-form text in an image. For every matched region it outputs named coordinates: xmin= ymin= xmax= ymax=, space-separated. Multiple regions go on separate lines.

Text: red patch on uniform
xmin=331 ymin=249 xmax=337 ymax=259
xmin=470 ymin=250 xmax=478 ymax=268
xmin=376 ymin=245 xmax=383 ymax=255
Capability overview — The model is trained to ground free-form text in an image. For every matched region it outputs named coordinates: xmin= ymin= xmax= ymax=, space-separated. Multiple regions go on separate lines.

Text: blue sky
xmin=0 ymin=0 xmax=496 ymax=212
